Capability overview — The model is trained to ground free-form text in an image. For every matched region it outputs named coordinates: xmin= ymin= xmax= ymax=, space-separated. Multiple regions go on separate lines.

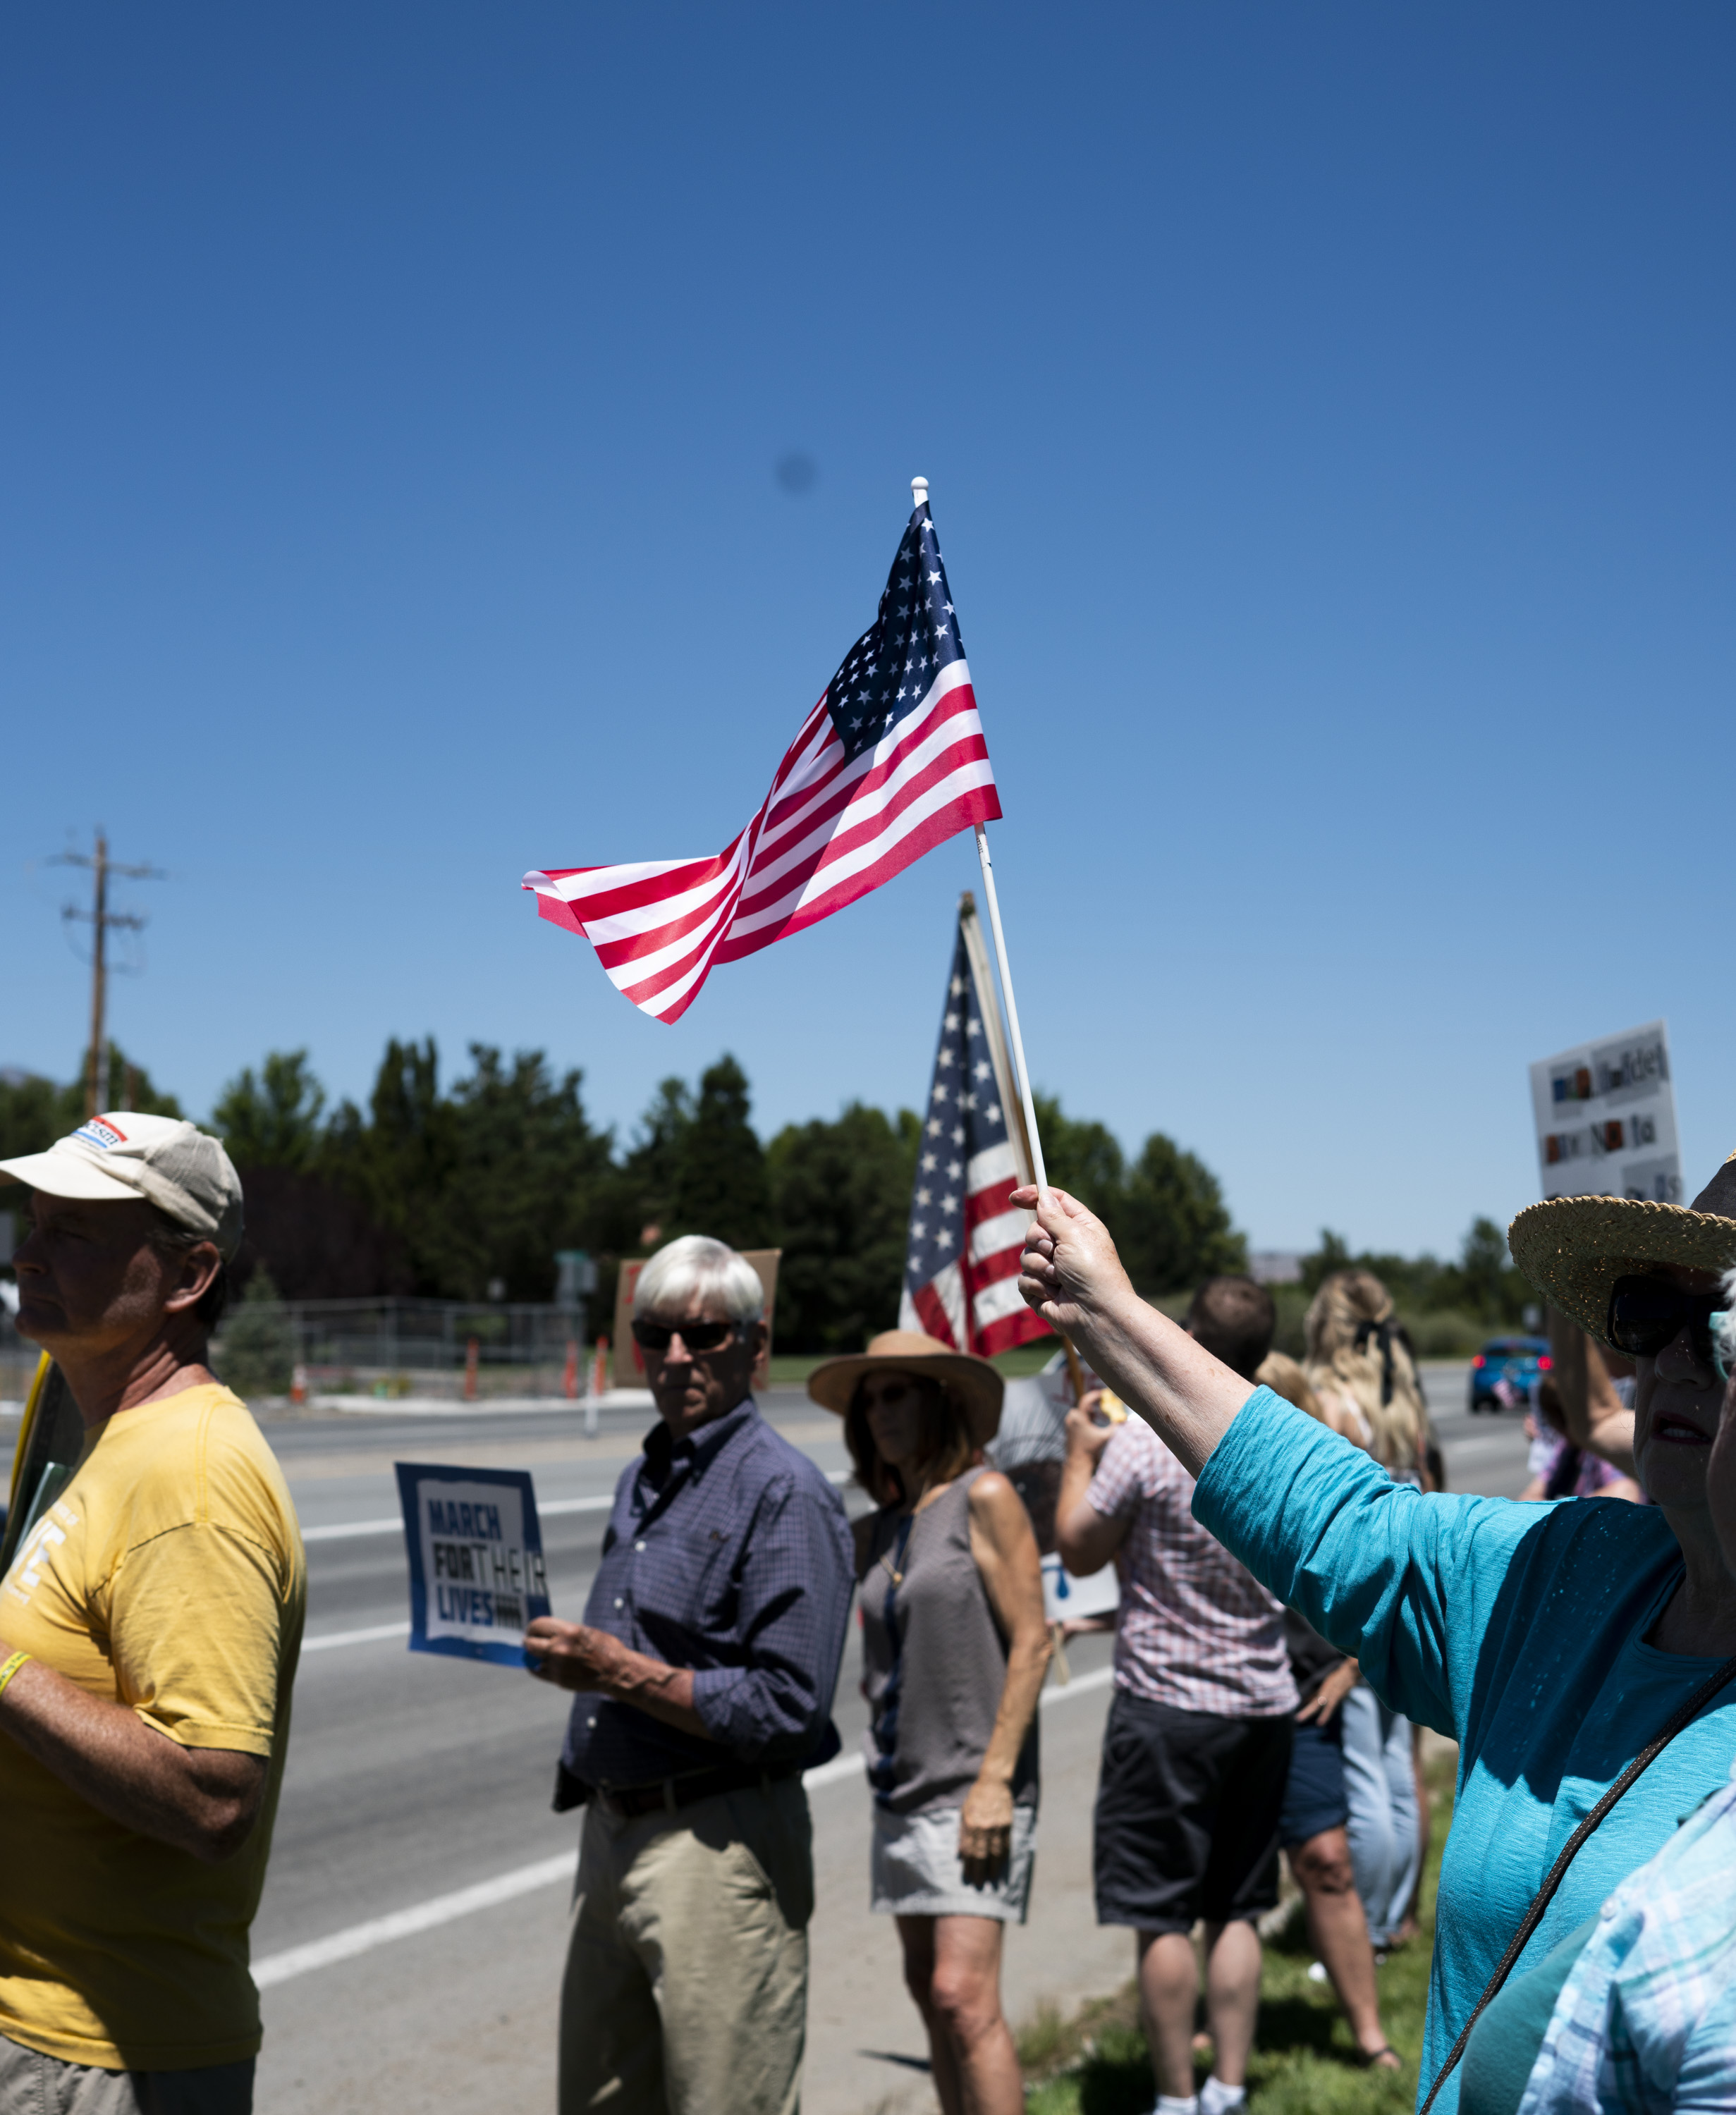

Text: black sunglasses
xmin=630 ymin=1317 xmax=741 ymax=1354
xmin=1607 ymin=1275 xmax=1731 ymax=1380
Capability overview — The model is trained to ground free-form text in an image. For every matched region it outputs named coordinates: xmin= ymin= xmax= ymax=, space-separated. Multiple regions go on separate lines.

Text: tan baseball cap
xmin=0 ymin=1112 xmax=244 ymax=1261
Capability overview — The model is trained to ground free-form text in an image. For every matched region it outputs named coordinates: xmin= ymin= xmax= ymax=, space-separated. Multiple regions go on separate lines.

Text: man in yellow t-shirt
xmin=0 ymin=1112 xmax=305 ymax=2115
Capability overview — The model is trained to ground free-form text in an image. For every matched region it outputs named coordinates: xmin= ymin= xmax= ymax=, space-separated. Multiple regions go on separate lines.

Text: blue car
xmin=1469 ymin=1334 xmax=1551 ymax=1413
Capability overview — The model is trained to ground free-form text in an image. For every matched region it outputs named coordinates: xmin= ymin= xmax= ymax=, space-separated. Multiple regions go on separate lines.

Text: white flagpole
xmin=971 ymin=821 xmax=1049 ymax=1195
xmin=910 ymin=477 xmax=1053 ymax=1198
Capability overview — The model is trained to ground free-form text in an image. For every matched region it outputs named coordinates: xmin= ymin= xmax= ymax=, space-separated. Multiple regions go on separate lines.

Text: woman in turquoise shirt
xmin=1013 ymin=1153 xmax=1736 ymax=2115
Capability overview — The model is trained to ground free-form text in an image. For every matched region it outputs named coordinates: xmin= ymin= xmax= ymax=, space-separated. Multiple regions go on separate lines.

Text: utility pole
xmin=52 ymin=831 xmax=165 ymax=1117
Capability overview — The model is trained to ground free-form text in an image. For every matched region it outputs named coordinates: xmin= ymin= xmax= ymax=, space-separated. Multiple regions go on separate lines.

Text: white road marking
xmin=252 ymin=1662 xmax=1116 ymax=1987
xmin=300 ymin=1622 xmax=411 ymax=1653
xmin=300 ymin=1469 xmax=852 ymax=1543
xmin=302 ymin=1494 xmax=611 ymax=1543
xmin=1039 ymin=1663 xmax=1115 ymax=1707
xmin=253 ymin=1855 xmax=575 ymax=1987
xmin=801 ymin=1751 xmax=867 ymax=1791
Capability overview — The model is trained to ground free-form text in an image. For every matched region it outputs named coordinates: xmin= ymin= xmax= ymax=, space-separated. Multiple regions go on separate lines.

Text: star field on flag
xmin=898 ymin=910 xmax=1051 ymax=1358
xmin=522 ymin=501 xmax=1001 ymax=1023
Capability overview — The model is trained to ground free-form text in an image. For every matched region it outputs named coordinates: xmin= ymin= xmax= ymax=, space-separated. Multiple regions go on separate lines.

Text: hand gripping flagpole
xmin=910 ymin=478 xmax=1050 ymax=1200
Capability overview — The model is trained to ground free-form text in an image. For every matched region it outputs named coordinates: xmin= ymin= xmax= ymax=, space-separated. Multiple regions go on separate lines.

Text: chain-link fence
xmin=1 ymin=1296 xmax=595 ymax=1407
xmin=212 ymin=1296 xmax=593 ymax=1400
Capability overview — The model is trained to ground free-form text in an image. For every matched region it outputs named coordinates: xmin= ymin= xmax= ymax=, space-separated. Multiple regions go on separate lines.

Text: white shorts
xmin=869 ymin=1800 xmax=1038 ymax=1923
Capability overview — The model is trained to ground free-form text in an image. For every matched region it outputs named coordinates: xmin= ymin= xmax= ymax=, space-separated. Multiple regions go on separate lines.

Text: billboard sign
xmin=1529 ymin=1020 xmax=1681 ymax=1205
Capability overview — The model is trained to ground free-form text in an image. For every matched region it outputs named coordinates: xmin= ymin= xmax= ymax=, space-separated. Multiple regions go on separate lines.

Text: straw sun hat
xmin=806 ymin=1329 xmax=1005 ymax=1447
xmin=1509 ymin=1150 xmax=1736 ymax=1348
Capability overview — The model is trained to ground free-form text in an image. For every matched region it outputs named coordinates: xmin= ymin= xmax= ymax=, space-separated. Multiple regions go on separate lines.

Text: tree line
xmin=0 ymin=1040 xmax=1249 ymax=1354
xmin=0 ymin=1041 xmax=1533 ymax=1354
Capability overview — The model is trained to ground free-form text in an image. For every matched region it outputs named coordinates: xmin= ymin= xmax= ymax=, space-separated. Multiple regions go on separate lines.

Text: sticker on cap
xmin=73 ymin=1119 xmax=129 ymax=1151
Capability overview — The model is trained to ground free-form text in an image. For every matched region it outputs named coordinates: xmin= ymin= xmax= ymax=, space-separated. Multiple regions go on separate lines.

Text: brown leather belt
xmin=590 ymin=1759 xmax=797 ymax=1820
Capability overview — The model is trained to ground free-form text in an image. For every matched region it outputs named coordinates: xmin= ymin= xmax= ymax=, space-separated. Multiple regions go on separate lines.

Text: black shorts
xmin=1278 ymin=1715 xmax=1349 ymax=1849
xmin=1093 ymin=1689 xmax=1293 ymax=1935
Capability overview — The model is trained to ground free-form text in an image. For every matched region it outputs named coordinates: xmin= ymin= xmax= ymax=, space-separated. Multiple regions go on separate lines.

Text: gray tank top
xmin=858 ymin=1469 xmax=1039 ymax=1815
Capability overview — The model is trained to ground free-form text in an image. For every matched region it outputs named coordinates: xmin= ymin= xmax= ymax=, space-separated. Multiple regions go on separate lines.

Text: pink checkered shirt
xmin=1088 ymin=1416 xmax=1298 ymax=1719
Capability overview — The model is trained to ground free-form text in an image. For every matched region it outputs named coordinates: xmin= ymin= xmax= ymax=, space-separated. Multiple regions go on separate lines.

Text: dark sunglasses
xmin=630 ymin=1317 xmax=740 ymax=1354
xmin=1607 ymin=1275 xmax=1732 ymax=1381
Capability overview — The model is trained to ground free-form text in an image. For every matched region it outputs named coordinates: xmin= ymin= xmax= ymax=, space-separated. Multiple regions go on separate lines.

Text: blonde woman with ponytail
xmin=1303 ymin=1271 xmax=1434 ymax=1950
xmin=1303 ymin=1271 xmax=1435 ymax=1485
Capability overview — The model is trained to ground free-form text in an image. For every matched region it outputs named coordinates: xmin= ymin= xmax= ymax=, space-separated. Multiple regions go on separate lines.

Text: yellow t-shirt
xmin=0 ymin=1382 xmax=305 ymax=2069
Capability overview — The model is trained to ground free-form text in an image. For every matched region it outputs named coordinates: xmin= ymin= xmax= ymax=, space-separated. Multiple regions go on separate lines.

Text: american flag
xmin=898 ymin=903 xmax=1051 ymax=1358
xmin=523 ymin=501 xmax=1001 ymax=1023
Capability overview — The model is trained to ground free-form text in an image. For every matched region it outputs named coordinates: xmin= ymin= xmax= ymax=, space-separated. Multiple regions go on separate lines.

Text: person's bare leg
xmin=925 ymin=1915 xmax=1023 ymax=2115
xmin=1289 ymin=1829 xmax=1398 ymax=2064
xmin=895 ymin=1915 xmax=965 ymax=2115
xmin=1199 ymin=1920 xmax=1262 ymax=2088
xmin=1137 ymin=1930 xmax=1203 ymax=2101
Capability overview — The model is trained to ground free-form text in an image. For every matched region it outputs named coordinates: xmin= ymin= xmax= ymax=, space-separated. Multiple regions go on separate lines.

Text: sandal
xmin=1355 ymin=2045 xmax=1404 ymax=2072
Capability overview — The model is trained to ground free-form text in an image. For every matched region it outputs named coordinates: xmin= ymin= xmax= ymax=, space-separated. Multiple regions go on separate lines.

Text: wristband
xmin=0 ymin=1651 xmax=31 ymax=1700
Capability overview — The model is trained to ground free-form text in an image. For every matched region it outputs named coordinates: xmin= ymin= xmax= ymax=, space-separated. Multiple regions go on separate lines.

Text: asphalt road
xmin=247 ymin=1363 xmax=1527 ymax=2113
xmin=249 ymin=1392 xmax=867 ymax=1969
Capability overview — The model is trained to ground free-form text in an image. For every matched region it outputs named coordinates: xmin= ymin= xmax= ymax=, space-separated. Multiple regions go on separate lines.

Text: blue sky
xmin=4 ymin=4 xmax=1731 ymax=1258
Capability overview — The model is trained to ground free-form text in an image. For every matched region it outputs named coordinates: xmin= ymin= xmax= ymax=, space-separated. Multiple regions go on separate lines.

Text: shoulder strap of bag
xmin=1419 ymin=1650 xmax=1736 ymax=2115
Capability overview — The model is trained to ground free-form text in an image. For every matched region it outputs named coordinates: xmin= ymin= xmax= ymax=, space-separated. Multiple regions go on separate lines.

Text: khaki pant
xmin=559 ymin=1776 xmax=813 ymax=2115
xmin=0 ymin=2036 xmax=254 ymax=2114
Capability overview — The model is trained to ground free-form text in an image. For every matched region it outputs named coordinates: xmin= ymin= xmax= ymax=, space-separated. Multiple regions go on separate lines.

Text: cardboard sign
xmin=611 ymin=1261 xmax=649 ymax=1390
xmin=611 ymin=1249 xmax=783 ymax=1390
xmin=394 ymin=1462 xmax=551 ymax=1666
xmin=1529 ymin=1020 xmax=1682 ymax=1205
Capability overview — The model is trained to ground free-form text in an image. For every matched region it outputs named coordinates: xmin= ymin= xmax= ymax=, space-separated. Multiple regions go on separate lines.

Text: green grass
xmin=1020 ymin=1755 xmax=1453 ymax=2113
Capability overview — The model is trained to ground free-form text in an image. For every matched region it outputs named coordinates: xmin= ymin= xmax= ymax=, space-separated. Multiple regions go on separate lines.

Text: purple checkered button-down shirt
xmin=558 ymin=1399 xmax=854 ymax=1796
xmin=1089 ymin=1415 xmax=1297 ymax=1719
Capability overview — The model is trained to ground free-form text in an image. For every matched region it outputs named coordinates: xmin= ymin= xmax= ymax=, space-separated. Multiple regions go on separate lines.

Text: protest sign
xmin=1529 ymin=1019 xmax=1681 ymax=1205
xmin=394 ymin=1462 xmax=551 ymax=1666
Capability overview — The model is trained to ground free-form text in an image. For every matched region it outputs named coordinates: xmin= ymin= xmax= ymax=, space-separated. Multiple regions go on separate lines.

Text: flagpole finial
xmin=911 ymin=475 xmax=929 ymax=510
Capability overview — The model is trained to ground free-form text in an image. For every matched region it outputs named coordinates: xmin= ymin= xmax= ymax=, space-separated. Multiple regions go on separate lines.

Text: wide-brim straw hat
xmin=1509 ymin=1151 xmax=1736 ymax=1348
xmin=807 ymin=1329 xmax=1005 ymax=1447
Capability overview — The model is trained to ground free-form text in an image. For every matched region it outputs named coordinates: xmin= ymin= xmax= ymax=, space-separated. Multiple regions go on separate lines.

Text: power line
xmin=50 ymin=831 xmax=166 ymax=1118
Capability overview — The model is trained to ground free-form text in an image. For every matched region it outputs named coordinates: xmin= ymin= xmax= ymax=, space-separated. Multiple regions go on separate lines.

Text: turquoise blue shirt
xmin=1192 ymin=1388 xmax=1736 ymax=2115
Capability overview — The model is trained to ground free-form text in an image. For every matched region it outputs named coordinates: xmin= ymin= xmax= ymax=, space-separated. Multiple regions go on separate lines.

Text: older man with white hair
xmin=525 ymin=1233 xmax=854 ymax=2115
xmin=0 ymin=1112 xmax=305 ymax=2115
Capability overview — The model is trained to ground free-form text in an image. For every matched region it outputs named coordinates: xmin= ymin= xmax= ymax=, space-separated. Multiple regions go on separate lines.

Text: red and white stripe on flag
xmin=896 ymin=899 xmax=1049 ymax=1359
xmin=525 ymin=661 xmax=999 ymax=1024
xmin=901 ymin=1139 xmax=1046 ymax=1358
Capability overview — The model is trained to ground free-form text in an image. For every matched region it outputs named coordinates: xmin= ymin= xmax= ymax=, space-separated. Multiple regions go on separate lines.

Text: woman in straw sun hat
xmin=1453 ymin=1271 xmax=1736 ymax=2114
xmin=809 ymin=1330 xmax=1049 ymax=2115
xmin=1508 ymin=1154 xmax=1736 ymax=1514
xmin=1013 ymin=1151 xmax=1736 ymax=2115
